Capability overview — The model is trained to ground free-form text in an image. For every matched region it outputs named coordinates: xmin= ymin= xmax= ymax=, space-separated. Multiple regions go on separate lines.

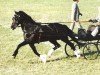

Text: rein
xmin=22 ymin=24 xmax=42 ymax=43
xmin=18 ymin=20 xmax=89 ymax=28
xmin=37 ymin=21 xmax=89 ymax=24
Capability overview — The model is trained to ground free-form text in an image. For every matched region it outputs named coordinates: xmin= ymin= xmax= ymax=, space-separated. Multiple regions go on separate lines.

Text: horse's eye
xmin=15 ymin=17 xmax=18 ymax=20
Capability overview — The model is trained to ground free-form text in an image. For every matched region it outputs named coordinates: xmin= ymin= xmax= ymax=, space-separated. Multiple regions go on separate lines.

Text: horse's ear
xmin=15 ymin=11 xmax=18 ymax=14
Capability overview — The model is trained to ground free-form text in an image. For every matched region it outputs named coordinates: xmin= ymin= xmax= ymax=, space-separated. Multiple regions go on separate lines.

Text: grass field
xmin=0 ymin=0 xmax=100 ymax=75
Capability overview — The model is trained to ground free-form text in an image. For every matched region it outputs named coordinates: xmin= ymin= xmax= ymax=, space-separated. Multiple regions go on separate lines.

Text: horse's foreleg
xmin=48 ymin=40 xmax=61 ymax=57
xmin=12 ymin=41 xmax=28 ymax=58
xmin=29 ymin=44 xmax=46 ymax=63
xmin=29 ymin=44 xmax=40 ymax=57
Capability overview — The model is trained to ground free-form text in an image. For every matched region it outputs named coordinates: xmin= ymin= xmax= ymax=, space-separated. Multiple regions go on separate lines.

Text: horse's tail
xmin=66 ymin=27 xmax=79 ymax=44
xmin=67 ymin=28 xmax=85 ymax=48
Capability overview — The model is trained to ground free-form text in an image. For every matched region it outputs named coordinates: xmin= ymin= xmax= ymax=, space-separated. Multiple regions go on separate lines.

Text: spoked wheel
xmin=97 ymin=40 xmax=100 ymax=52
xmin=83 ymin=43 xmax=99 ymax=60
xmin=65 ymin=43 xmax=76 ymax=57
xmin=65 ymin=44 xmax=70 ymax=57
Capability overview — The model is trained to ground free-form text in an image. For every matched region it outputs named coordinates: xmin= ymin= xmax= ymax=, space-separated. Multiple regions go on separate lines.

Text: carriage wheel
xmin=65 ymin=43 xmax=76 ymax=57
xmin=97 ymin=40 xmax=100 ymax=52
xmin=83 ymin=43 xmax=99 ymax=60
xmin=65 ymin=44 xmax=70 ymax=57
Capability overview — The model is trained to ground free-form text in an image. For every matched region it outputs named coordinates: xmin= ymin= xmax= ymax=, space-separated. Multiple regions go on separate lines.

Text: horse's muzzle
xmin=11 ymin=23 xmax=17 ymax=30
xmin=11 ymin=25 xmax=15 ymax=30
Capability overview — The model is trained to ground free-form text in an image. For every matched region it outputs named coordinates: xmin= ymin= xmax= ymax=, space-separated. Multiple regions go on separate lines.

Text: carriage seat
xmin=77 ymin=28 xmax=100 ymax=41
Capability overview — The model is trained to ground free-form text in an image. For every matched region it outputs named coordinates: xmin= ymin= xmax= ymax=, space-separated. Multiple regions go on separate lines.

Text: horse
xmin=11 ymin=11 xmax=81 ymax=63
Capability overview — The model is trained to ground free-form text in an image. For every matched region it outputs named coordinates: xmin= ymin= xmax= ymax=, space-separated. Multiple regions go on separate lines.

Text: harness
xmin=45 ymin=24 xmax=58 ymax=33
xmin=21 ymin=22 xmax=59 ymax=43
xmin=23 ymin=24 xmax=43 ymax=43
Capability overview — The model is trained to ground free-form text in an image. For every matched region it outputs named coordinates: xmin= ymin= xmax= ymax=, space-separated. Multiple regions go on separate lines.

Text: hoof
xmin=76 ymin=54 xmax=81 ymax=58
xmin=47 ymin=49 xmax=54 ymax=57
xmin=40 ymin=54 xmax=47 ymax=64
xmin=74 ymin=49 xmax=81 ymax=58
xmin=12 ymin=54 xmax=16 ymax=59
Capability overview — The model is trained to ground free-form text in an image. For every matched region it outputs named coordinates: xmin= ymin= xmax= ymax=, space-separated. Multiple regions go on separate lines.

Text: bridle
xmin=12 ymin=15 xmax=21 ymax=27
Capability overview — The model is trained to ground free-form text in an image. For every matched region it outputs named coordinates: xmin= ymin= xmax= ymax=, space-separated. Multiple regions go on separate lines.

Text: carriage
xmin=65 ymin=24 xmax=100 ymax=60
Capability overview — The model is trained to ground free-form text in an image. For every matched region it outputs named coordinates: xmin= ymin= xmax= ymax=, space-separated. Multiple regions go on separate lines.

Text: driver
xmin=89 ymin=7 xmax=100 ymax=36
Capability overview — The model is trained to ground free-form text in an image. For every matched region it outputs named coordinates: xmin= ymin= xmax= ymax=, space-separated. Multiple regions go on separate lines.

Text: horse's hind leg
xmin=61 ymin=38 xmax=75 ymax=50
xmin=66 ymin=28 xmax=82 ymax=47
xmin=12 ymin=41 xmax=28 ymax=58
xmin=48 ymin=40 xmax=61 ymax=57
xmin=61 ymin=38 xmax=81 ymax=58
xmin=29 ymin=43 xmax=46 ymax=63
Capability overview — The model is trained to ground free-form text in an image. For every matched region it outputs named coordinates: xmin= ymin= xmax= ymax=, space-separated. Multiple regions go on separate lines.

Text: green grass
xmin=0 ymin=0 xmax=100 ymax=75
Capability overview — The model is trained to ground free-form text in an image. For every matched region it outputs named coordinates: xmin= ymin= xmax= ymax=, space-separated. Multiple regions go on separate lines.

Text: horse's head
xmin=11 ymin=11 xmax=36 ymax=30
xmin=11 ymin=11 xmax=22 ymax=30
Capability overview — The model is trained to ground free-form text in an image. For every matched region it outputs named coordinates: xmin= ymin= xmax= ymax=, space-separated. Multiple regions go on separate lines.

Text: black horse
xmin=11 ymin=11 xmax=81 ymax=63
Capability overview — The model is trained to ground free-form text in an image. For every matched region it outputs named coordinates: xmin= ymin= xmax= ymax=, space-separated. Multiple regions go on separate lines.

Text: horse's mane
xmin=18 ymin=11 xmax=36 ymax=24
